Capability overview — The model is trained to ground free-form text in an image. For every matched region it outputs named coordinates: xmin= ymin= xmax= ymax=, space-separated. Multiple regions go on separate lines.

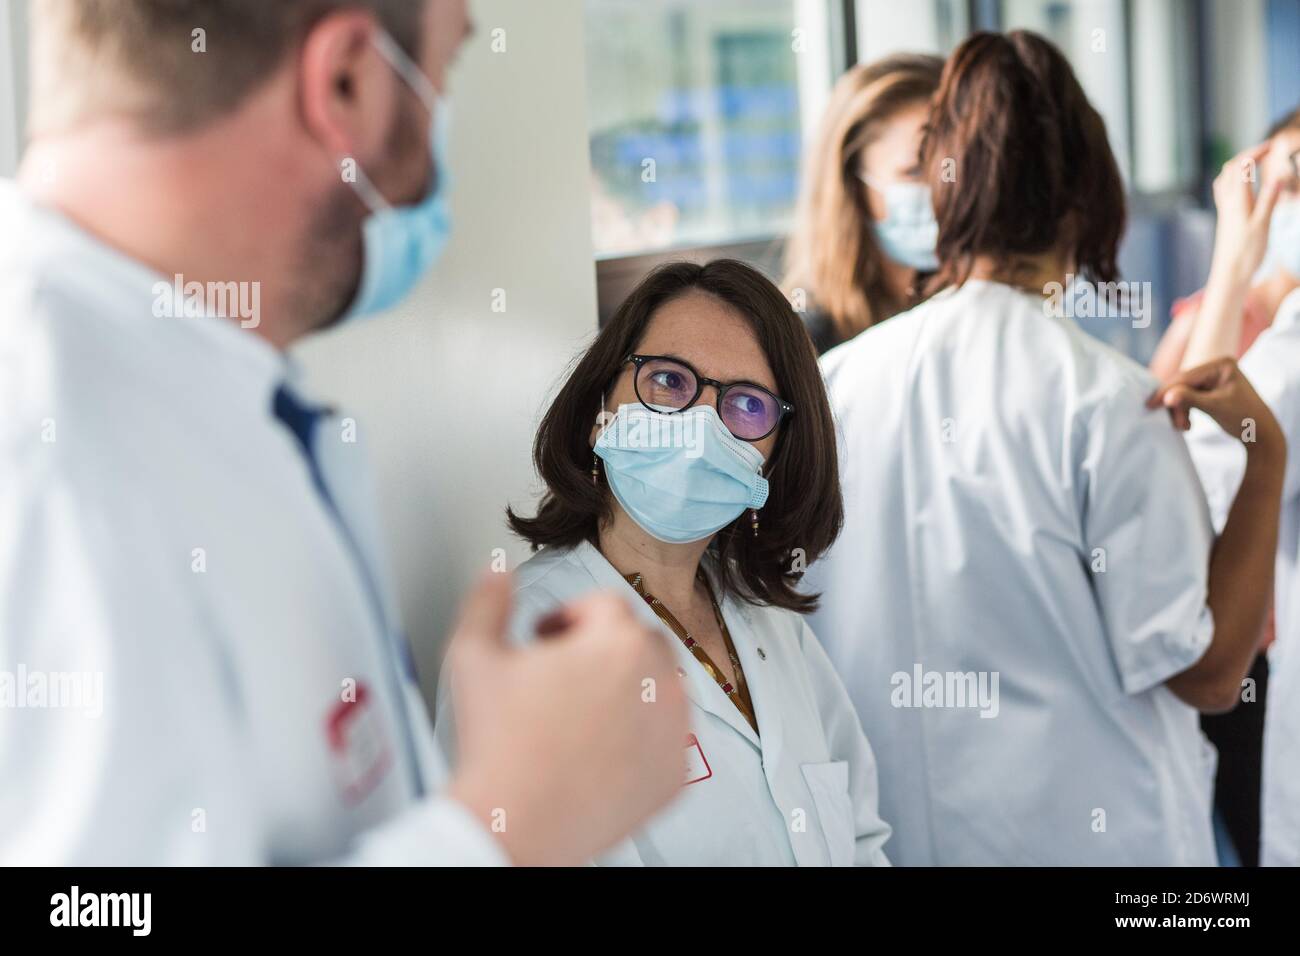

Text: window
xmin=0 ymin=1 xmax=26 ymax=177
xmin=584 ymin=0 xmax=843 ymax=259
xmin=1127 ymin=0 xmax=1199 ymax=195
xmin=585 ymin=0 xmax=1216 ymax=345
xmin=1000 ymin=1 xmax=1135 ymax=183
xmin=999 ymin=0 xmax=1202 ymax=196
xmin=855 ymin=0 xmax=970 ymax=63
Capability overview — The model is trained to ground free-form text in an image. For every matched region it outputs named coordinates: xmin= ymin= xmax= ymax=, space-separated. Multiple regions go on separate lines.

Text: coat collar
xmin=717 ymin=589 xmax=784 ymax=760
xmin=568 ymin=539 xmax=770 ymax=750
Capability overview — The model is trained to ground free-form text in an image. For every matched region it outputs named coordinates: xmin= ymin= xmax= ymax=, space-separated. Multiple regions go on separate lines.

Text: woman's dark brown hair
xmin=507 ymin=259 xmax=843 ymax=614
xmin=783 ymin=53 xmax=944 ymax=341
xmin=921 ymin=31 xmax=1126 ymax=293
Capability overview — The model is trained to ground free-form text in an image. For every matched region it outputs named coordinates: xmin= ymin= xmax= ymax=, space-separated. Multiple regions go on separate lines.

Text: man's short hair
xmin=31 ymin=0 xmax=425 ymax=134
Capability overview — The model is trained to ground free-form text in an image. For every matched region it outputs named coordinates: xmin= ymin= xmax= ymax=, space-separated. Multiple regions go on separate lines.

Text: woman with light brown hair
xmin=783 ymin=53 xmax=943 ymax=355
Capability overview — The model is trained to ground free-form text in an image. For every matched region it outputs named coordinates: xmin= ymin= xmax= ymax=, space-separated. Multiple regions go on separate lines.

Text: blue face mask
xmin=861 ymin=174 xmax=939 ymax=271
xmin=594 ymin=403 xmax=770 ymax=545
xmin=340 ymin=31 xmax=452 ymax=323
xmin=1265 ymin=200 xmax=1300 ymax=281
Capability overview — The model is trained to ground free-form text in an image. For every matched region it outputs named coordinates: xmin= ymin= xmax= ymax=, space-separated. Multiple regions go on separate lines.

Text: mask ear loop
xmin=341 ymin=30 xmax=442 ymax=214
xmin=592 ymin=393 xmax=608 ymax=485
xmin=372 ymin=29 xmax=441 ymax=113
xmin=345 ymin=161 xmax=392 ymax=214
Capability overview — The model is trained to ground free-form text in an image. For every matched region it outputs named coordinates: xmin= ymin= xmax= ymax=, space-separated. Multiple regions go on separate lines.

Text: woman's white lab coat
xmin=435 ymin=540 xmax=892 ymax=866
xmin=804 ymin=279 xmax=1220 ymax=866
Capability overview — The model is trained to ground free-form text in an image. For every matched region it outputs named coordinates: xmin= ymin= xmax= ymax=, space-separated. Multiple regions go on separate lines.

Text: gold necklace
xmin=625 ymin=571 xmax=759 ymax=735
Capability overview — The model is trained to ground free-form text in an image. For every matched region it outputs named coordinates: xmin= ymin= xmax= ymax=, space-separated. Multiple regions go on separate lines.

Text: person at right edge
xmin=1180 ymin=131 xmax=1300 ymax=868
xmin=1147 ymin=110 xmax=1300 ymax=866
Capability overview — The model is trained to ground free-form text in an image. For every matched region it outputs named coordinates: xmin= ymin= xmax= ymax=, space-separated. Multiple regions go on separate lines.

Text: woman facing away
xmin=803 ymin=30 xmax=1284 ymax=866
xmin=783 ymin=53 xmax=942 ymax=355
xmin=436 ymin=259 xmax=891 ymax=866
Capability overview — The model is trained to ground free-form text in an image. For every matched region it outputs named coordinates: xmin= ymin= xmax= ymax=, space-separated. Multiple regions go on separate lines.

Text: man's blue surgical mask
xmin=594 ymin=403 xmax=769 ymax=545
xmin=340 ymin=30 xmax=452 ymax=323
xmin=860 ymin=173 xmax=939 ymax=271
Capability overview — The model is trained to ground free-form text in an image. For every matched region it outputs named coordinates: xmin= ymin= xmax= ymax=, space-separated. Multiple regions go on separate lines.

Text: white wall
xmin=294 ymin=0 xmax=598 ymax=701
xmin=0 ymin=0 xmax=29 ymax=176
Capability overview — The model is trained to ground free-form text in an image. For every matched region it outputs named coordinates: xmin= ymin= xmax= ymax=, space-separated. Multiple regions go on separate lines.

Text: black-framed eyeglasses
xmin=624 ymin=354 xmax=794 ymax=442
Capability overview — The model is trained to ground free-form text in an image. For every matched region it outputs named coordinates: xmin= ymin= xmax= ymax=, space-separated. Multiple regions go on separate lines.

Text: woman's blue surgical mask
xmin=340 ymin=30 xmax=452 ymax=323
xmin=860 ymin=173 xmax=939 ymax=271
xmin=594 ymin=403 xmax=769 ymax=545
xmin=1264 ymin=200 xmax=1300 ymax=281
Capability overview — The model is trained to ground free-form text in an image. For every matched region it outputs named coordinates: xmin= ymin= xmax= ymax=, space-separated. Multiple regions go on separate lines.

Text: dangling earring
xmin=751 ymin=508 xmax=760 ymax=538
xmin=592 ymin=394 xmax=608 ymax=487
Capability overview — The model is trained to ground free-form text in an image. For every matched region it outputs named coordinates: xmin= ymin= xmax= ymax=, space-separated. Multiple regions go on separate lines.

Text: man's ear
xmin=297 ymin=10 xmax=397 ymax=165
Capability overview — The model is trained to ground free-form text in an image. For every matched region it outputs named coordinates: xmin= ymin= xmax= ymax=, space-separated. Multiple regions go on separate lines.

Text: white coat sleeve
xmin=0 ymin=472 xmax=505 ymax=866
xmin=1185 ymin=308 xmax=1300 ymax=533
xmin=798 ymin=619 xmax=892 ymax=866
xmin=1079 ymin=377 xmax=1216 ymax=696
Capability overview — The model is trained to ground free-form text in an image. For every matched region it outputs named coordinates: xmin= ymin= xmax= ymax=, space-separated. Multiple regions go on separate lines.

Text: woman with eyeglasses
xmin=434 ymin=258 xmax=891 ymax=866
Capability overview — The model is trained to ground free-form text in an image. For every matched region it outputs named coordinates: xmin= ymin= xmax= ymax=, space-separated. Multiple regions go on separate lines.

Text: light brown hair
xmin=508 ymin=260 xmax=843 ymax=614
xmin=31 ymin=0 xmax=424 ymax=134
xmin=783 ymin=54 xmax=943 ymax=343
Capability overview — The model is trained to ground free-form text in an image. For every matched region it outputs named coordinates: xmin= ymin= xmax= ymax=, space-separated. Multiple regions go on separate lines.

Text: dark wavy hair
xmin=921 ymin=30 xmax=1127 ymax=293
xmin=507 ymin=259 xmax=843 ymax=614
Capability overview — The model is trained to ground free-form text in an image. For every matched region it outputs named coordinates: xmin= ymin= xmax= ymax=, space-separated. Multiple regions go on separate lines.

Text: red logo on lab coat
xmin=683 ymin=733 xmax=712 ymax=786
xmin=325 ymin=682 xmax=393 ymax=805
